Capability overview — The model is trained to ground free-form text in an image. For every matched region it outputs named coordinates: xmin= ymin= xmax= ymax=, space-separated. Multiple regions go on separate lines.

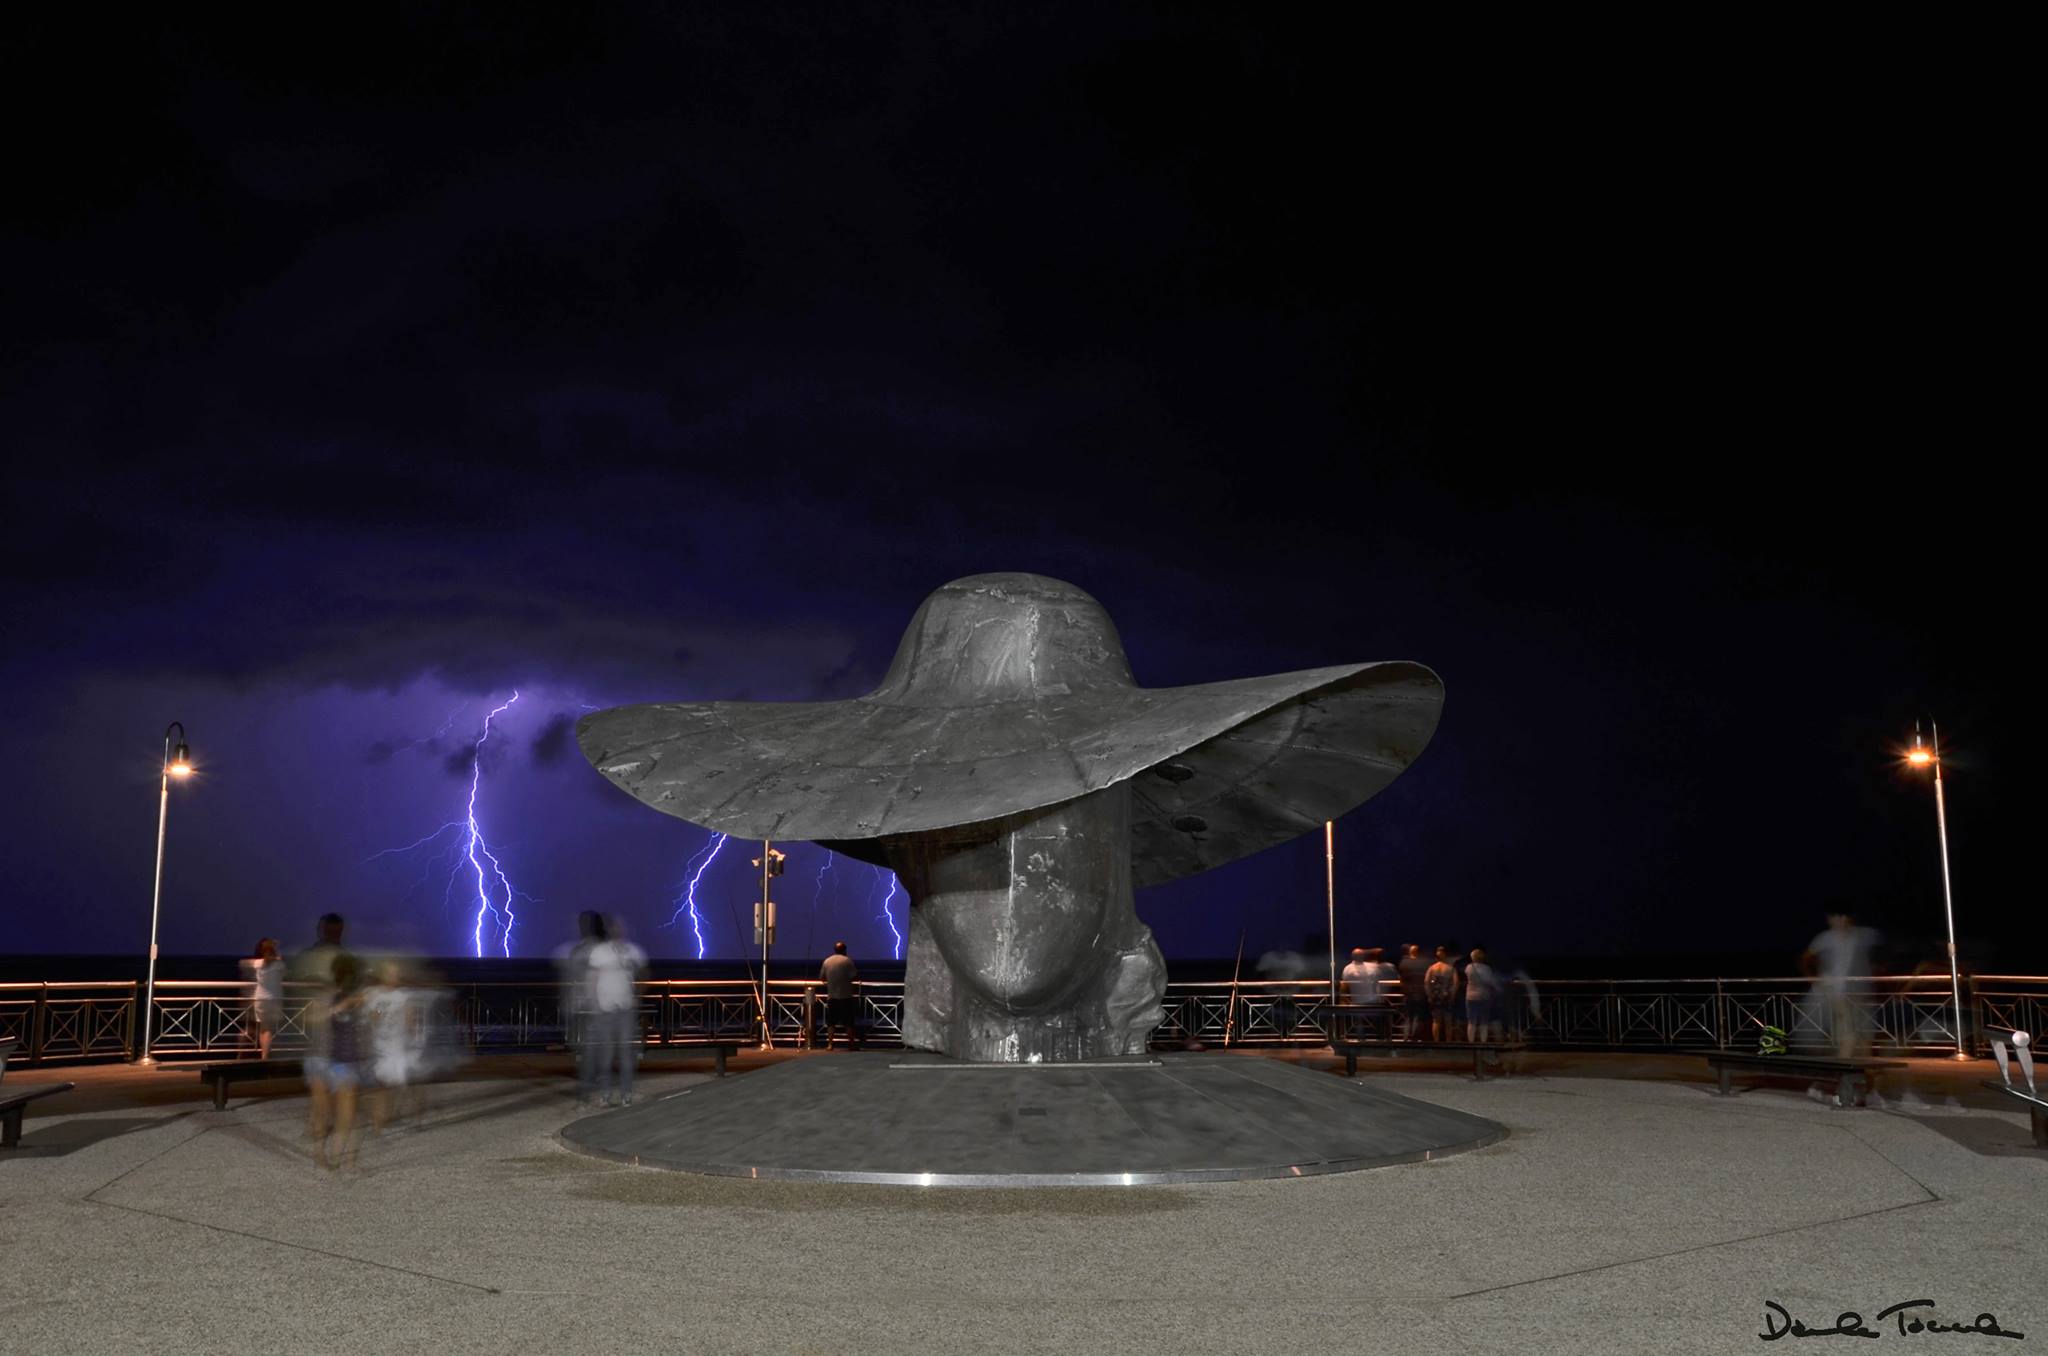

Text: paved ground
xmin=3 ymin=1051 xmax=2042 ymax=1354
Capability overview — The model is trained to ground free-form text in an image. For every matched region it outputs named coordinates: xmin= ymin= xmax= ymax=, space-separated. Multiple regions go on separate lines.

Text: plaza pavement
xmin=2 ymin=1050 xmax=2041 ymax=1355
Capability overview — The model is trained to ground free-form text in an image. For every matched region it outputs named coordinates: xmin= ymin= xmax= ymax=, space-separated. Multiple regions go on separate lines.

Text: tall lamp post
xmin=1904 ymin=723 xmax=1968 ymax=1060
xmin=138 ymin=723 xmax=194 ymax=1066
xmin=1325 ymin=821 xmax=1338 ymax=1014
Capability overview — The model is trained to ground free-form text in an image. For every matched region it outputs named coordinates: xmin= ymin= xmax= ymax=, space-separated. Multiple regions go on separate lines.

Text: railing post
xmin=32 ymin=982 xmax=47 ymax=1066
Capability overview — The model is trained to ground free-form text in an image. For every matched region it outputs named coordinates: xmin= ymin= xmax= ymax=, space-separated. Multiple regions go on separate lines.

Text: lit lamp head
xmin=1905 ymin=743 xmax=1933 ymax=768
xmin=168 ymin=740 xmax=193 ymax=778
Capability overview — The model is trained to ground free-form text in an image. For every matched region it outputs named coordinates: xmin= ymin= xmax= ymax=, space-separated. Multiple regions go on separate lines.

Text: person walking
xmin=316 ymin=953 xmax=368 ymax=1172
xmin=292 ymin=913 xmax=353 ymax=1141
xmin=1464 ymin=947 xmax=1504 ymax=1043
xmin=585 ymin=916 xmax=648 ymax=1106
xmin=820 ymin=942 xmax=863 ymax=1050
xmin=1802 ymin=910 xmax=1881 ymax=1057
xmin=364 ymin=961 xmax=416 ymax=1133
xmin=558 ymin=912 xmax=604 ymax=1105
xmin=1425 ymin=946 xmax=1460 ymax=1042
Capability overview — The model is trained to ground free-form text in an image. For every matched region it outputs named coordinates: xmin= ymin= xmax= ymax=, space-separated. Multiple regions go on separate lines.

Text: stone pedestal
xmin=890 ymin=785 xmax=1165 ymax=1062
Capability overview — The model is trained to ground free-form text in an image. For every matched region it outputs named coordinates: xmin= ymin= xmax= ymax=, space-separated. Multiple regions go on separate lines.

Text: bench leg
xmin=1473 ymin=1050 xmax=1485 ymax=1079
xmin=2032 ymin=1106 xmax=2047 ymax=1149
xmin=1345 ymin=1053 xmax=1357 ymax=1077
xmin=214 ymin=1079 xmax=229 ymax=1111
xmin=1718 ymin=1067 xmax=1732 ymax=1096
xmin=713 ymin=1048 xmax=727 ymax=1078
xmin=2 ymin=1106 xmax=20 ymax=1149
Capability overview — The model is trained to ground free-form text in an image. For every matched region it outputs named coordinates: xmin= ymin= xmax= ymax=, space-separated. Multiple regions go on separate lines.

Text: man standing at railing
xmin=1425 ymin=946 xmax=1460 ymax=1042
xmin=821 ymin=942 xmax=863 ymax=1051
xmin=1341 ymin=948 xmax=1394 ymax=1039
xmin=1397 ymin=944 xmax=1430 ymax=1040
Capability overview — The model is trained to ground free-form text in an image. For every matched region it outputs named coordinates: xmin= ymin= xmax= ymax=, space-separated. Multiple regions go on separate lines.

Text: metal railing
xmin=3 ymin=973 xmax=2041 ymax=1066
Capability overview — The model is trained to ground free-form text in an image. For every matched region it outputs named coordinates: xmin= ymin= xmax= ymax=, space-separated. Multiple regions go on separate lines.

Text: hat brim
xmin=578 ymin=660 xmax=1440 ymax=887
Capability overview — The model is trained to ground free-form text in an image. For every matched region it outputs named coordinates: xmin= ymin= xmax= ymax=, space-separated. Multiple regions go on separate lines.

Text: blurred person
xmin=1465 ymin=947 xmax=1504 ymax=1042
xmin=239 ymin=937 xmax=286 ymax=1059
xmin=1483 ymin=947 xmax=1542 ymax=1037
xmin=364 ymin=961 xmax=416 ymax=1133
xmin=316 ymin=953 xmax=368 ymax=1171
xmin=1802 ymin=910 xmax=1881 ymax=1057
xmin=1446 ymin=937 xmax=1469 ymax=1039
xmin=1425 ymin=946 xmax=1460 ymax=1042
xmin=1255 ymin=941 xmax=1320 ymax=1040
xmin=1341 ymin=947 xmax=1394 ymax=1039
xmin=558 ymin=912 xmax=604 ymax=1105
xmin=291 ymin=913 xmax=353 ymax=1139
xmin=1396 ymin=944 xmax=1431 ymax=1040
xmin=585 ymin=915 xmax=648 ymax=1107
xmin=820 ymin=942 xmax=863 ymax=1050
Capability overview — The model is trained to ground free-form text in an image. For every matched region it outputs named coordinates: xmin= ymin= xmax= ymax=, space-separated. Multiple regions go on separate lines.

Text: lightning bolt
xmin=666 ymin=832 xmax=730 ymax=959
xmin=367 ymin=690 xmax=531 ymax=957
xmin=463 ymin=693 xmax=523 ymax=957
xmin=875 ymin=865 xmax=903 ymax=961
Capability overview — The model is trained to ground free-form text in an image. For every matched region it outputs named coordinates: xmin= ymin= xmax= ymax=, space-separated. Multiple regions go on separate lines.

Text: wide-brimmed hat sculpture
xmin=579 ymin=573 xmax=1442 ymax=1062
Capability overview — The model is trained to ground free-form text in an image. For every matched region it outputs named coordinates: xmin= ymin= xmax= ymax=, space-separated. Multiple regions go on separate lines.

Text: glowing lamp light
xmin=168 ymin=741 xmax=193 ymax=777
xmin=1905 ymin=745 xmax=1934 ymax=767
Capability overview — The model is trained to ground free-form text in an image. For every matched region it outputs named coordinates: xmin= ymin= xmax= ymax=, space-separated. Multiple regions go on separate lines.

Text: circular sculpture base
xmin=559 ymin=1053 xmax=1505 ymax=1187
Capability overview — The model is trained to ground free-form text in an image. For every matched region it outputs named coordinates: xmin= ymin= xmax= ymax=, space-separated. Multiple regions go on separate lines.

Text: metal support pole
xmin=1931 ymin=725 xmax=1967 ymax=1059
xmin=1325 ymin=820 xmax=1337 ymax=1030
xmin=759 ymin=839 xmax=773 ymax=1048
xmin=139 ymin=759 xmax=171 ymax=1065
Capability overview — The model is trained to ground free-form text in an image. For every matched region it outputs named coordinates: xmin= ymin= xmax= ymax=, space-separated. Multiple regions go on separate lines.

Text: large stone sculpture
xmin=577 ymin=573 xmax=1441 ymax=1061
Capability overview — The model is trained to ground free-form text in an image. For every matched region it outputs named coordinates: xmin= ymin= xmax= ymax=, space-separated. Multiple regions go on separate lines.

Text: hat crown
xmin=869 ymin=573 xmax=1134 ymax=706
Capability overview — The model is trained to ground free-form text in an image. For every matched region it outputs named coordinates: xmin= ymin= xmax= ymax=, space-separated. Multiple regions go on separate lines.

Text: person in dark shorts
xmin=317 ymin=953 xmax=368 ymax=1172
xmin=1396 ymin=943 xmax=1431 ymax=1040
xmin=1425 ymin=946 xmax=1460 ymax=1042
xmin=820 ymin=942 xmax=862 ymax=1050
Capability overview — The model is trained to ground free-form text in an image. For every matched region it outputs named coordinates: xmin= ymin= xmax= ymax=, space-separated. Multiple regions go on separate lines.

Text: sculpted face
xmin=896 ymin=788 xmax=1130 ymax=1013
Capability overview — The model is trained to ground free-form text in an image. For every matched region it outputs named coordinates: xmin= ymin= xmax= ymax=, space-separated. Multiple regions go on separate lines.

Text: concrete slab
xmin=558 ymin=1052 xmax=1507 ymax=1183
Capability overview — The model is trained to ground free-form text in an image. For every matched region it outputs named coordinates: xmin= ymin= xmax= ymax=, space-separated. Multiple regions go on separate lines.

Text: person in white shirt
xmin=1340 ymin=947 xmax=1395 ymax=1038
xmin=584 ymin=915 xmax=649 ymax=1107
xmin=1802 ymin=911 xmax=1881 ymax=1057
xmin=1464 ymin=948 xmax=1503 ymax=1043
xmin=364 ymin=961 xmax=415 ymax=1132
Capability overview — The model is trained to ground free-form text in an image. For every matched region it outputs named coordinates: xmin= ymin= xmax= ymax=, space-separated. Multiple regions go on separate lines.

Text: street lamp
xmin=138 ymin=722 xmax=193 ymax=1066
xmin=1903 ymin=722 xmax=1968 ymax=1061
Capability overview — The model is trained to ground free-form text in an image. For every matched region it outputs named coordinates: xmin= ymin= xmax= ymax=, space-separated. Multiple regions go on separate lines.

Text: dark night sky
xmin=2 ymin=8 xmax=2027 ymax=970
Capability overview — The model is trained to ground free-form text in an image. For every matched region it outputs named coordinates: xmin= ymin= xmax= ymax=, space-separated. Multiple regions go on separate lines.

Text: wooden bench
xmin=1981 ymin=1081 xmax=2048 ymax=1147
xmin=198 ymin=1058 xmax=305 ymax=1110
xmin=647 ymin=1043 xmax=740 ymax=1077
xmin=1331 ymin=1039 xmax=1526 ymax=1079
xmin=1704 ymin=1052 xmax=1906 ymax=1107
xmin=1 ymin=1083 xmax=75 ymax=1148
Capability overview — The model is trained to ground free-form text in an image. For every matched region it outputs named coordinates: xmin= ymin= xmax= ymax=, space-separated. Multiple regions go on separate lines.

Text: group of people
xmin=1341 ymin=943 xmax=1533 ymax=1043
xmin=250 ymin=913 xmax=454 ymax=1171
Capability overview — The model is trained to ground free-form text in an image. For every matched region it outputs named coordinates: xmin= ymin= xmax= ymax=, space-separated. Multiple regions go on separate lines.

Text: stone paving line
xmin=0 ymin=1057 xmax=2041 ymax=1356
